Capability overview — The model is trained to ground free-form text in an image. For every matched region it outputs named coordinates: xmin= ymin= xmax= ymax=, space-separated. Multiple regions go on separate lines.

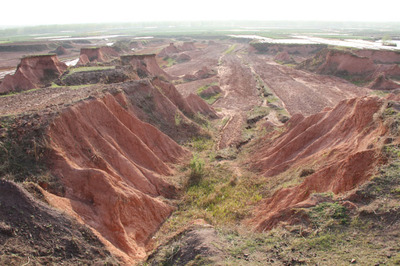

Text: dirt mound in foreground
xmin=0 ymin=54 xmax=67 ymax=94
xmin=248 ymin=96 xmax=388 ymax=231
xmin=0 ymin=179 xmax=118 ymax=265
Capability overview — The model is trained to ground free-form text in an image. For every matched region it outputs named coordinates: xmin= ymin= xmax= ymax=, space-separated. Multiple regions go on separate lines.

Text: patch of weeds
xmin=174 ymin=111 xmax=182 ymax=126
xmin=203 ymin=93 xmax=221 ymax=104
xmin=247 ymin=106 xmax=270 ymax=124
xmin=190 ymin=136 xmax=213 ymax=152
xmin=309 ymin=202 xmax=349 ymax=228
xmin=224 ymin=44 xmax=237 ymax=55
xmin=196 ymin=82 xmax=221 ymax=104
xmin=187 ymin=154 xmax=205 ymax=186
xmin=64 ymin=66 xmax=115 ymax=77
xmin=163 ymin=56 xmax=176 ymax=67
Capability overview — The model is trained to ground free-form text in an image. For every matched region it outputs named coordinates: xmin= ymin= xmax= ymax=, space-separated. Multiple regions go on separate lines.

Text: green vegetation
xmin=196 ymin=82 xmax=221 ymax=104
xmin=50 ymin=83 xmax=93 ymax=90
xmin=64 ymin=66 xmax=115 ymax=76
xmin=0 ymin=88 xmax=39 ymax=98
xmin=163 ymin=56 xmax=176 ymax=67
xmin=223 ymin=44 xmax=237 ymax=55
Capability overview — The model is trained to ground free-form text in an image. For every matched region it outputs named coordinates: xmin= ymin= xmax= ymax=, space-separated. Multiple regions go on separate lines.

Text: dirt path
xmin=244 ymin=53 xmax=370 ymax=116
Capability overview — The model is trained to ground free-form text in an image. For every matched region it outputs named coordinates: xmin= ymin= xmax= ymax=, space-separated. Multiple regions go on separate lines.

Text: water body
xmin=229 ymin=34 xmax=400 ymax=50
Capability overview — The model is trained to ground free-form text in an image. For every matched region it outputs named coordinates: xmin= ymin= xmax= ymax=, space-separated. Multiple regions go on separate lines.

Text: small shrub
xmin=188 ymin=155 xmax=205 ymax=186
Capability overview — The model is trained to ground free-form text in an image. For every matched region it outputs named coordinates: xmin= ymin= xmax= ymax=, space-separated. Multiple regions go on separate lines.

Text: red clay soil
xmin=151 ymin=77 xmax=195 ymax=116
xmin=274 ymin=51 xmax=295 ymax=64
xmin=121 ymin=54 xmax=173 ymax=80
xmin=317 ymin=49 xmax=376 ymax=76
xmin=185 ymin=93 xmax=218 ymax=119
xmin=354 ymin=49 xmax=400 ymax=64
xmin=179 ymin=42 xmax=196 ymax=51
xmin=77 ymin=47 xmax=119 ymax=65
xmin=248 ymin=96 xmax=388 ymax=231
xmin=0 ymin=54 xmax=67 ymax=94
xmin=247 ymin=52 xmax=368 ymax=116
xmin=46 ymin=92 xmax=189 ymax=262
xmin=369 ymin=75 xmax=400 ymax=90
xmin=373 ymin=64 xmax=400 ymax=79
xmin=116 ymin=80 xmax=203 ymax=143
xmin=77 ymin=54 xmax=90 ymax=65
xmin=176 ymin=53 xmax=191 ymax=62
xmin=158 ymin=43 xmax=179 ymax=57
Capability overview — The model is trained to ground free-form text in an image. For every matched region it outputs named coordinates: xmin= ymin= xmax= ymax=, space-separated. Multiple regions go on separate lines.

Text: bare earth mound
xmin=0 ymin=179 xmax=118 ymax=265
xmin=249 ymin=96 xmax=388 ymax=231
xmin=0 ymin=54 xmax=67 ymax=94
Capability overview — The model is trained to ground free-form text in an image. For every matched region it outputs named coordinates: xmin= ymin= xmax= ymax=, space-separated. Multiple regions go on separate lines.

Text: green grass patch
xmin=0 ymin=88 xmax=39 ymax=98
xmin=223 ymin=44 xmax=237 ymax=55
xmin=164 ymin=56 xmax=176 ymax=67
xmin=50 ymin=83 xmax=92 ymax=90
xmin=65 ymin=66 xmax=115 ymax=76
xmin=196 ymin=82 xmax=221 ymax=104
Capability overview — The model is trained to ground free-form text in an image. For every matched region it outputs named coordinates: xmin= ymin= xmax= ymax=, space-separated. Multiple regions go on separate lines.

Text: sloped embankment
xmin=0 ymin=180 xmax=118 ymax=265
xmin=0 ymin=54 xmax=67 ymax=94
xmin=46 ymin=91 xmax=189 ymax=261
xmin=249 ymin=96 xmax=389 ymax=231
xmin=299 ymin=48 xmax=400 ymax=90
xmin=0 ymin=75 xmax=213 ymax=263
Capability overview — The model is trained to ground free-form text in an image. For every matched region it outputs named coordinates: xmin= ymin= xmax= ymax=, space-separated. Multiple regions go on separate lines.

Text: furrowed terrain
xmin=0 ymin=36 xmax=399 ymax=265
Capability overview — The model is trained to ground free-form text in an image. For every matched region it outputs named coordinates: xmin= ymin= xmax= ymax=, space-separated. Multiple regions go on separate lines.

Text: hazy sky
xmin=1 ymin=0 xmax=399 ymax=26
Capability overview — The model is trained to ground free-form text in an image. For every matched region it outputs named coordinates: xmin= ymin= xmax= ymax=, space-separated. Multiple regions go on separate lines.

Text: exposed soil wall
xmin=46 ymin=92 xmax=190 ymax=261
xmin=0 ymin=54 xmax=67 ymax=94
xmin=249 ymin=96 xmax=388 ymax=231
xmin=121 ymin=54 xmax=173 ymax=80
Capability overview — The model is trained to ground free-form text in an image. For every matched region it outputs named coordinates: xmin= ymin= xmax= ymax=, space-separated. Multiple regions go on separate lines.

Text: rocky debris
xmin=274 ymin=51 xmax=295 ymax=64
xmin=121 ymin=54 xmax=173 ymax=80
xmin=249 ymin=96 xmax=388 ymax=231
xmin=0 ymin=54 xmax=67 ymax=94
xmin=0 ymin=179 xmax=118 ymax=265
